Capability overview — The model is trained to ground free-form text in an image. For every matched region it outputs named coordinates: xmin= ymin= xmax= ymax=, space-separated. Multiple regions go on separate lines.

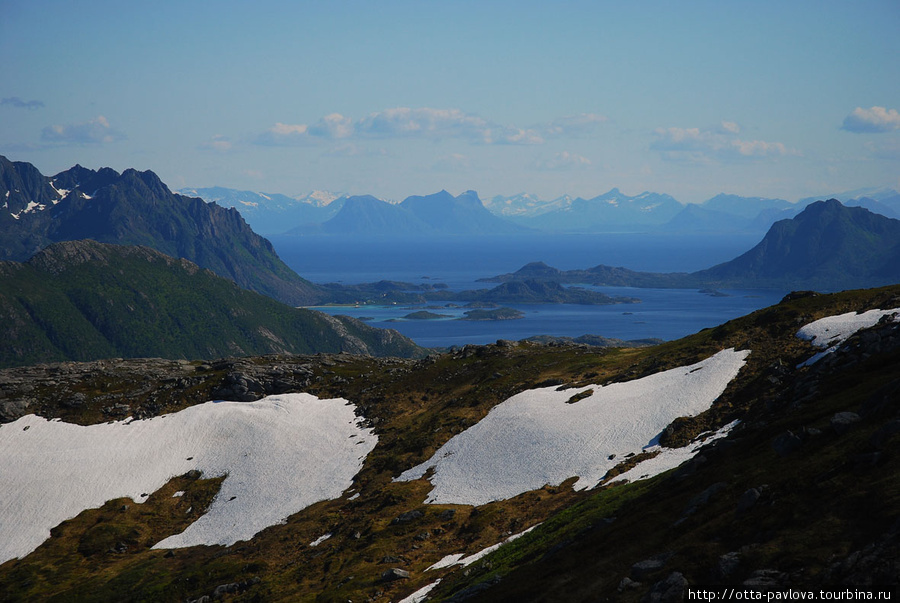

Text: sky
xmin=1 ymin=0 xmax=898 ymax=204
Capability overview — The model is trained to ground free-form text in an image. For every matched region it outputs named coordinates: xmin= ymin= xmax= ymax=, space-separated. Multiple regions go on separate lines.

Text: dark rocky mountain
xmin=1 ymin=284 xmax=898 ymax=600
xmin=486 ymin=200 xmax=900 ymax=291
xmin=0 ymin=240 xmax=425 ymax=368
xmin=695 ymin=199 xmax=900 ymax=289
xmin=0 ymin=157 xmax=324 ymax=305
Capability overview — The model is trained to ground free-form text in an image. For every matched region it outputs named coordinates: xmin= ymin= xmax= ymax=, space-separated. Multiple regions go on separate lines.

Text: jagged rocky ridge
xmin=0 ymin=156 xmax=323 ymax=305
xmin=0 ymin=285 xmax=898 ymax=601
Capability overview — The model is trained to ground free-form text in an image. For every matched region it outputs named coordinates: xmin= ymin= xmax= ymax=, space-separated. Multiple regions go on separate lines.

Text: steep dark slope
xmin=0 ymin=240 xmax=425 ymax=368
xmin=696 ymin=199 xmax=900 ymax=289
xmin=486 ymin=201 xmax=900 ymax=291
xmin=0 ymin=157 xmax=324 ymax=305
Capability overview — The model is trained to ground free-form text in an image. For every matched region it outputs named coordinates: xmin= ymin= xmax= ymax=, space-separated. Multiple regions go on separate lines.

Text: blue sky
xmin=2 ymin=0 xmax=898 ymax=203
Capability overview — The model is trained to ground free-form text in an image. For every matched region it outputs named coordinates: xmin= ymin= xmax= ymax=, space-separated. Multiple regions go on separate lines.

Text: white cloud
xmin=842 ymin=106 xmax=900 ymax=133
xmin=41 ymin=115 xmax=125 ymax=144
xmin=535 ymin=151 xmax=592 ymax=171
xmin=543 ymin=113 xmax=608 ymax=138
xmin=198 ymin=134 xmax=233 ymax=152
xmin=308 ymin=113 xmax=354 ymax=139
xmin=255 ymin=122 xmax=313 ymax=146
xmin=651 ymin=121 xmax=794 ymax=162
xmin=254 ymin=107 xmax=590 ymax=147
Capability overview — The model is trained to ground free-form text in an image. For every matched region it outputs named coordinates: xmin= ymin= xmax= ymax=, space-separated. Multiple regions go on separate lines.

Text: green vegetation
xmin=0 ymin=240 xmax=426 ymax=368
xmin=1 ymin=284 xmax=899 ymax=601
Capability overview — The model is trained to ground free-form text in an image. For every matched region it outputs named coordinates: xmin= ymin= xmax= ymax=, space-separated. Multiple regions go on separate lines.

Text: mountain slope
xmin=0 ymin=157 xmax=323 ymax=305
xmin=0 ymin=285 xmax=898 ymax=601
xmin=400 ymin=190 xmax=528 ymax=234
xmin=303 ymin=190 xmax=527 ymax=235
xmin=0 ymin=240 xmax=425 ymax=368
xmin=695 ymin=199 xmax=900 ymax=288
xmin=486 ymin=201 xmax=900 ymax=291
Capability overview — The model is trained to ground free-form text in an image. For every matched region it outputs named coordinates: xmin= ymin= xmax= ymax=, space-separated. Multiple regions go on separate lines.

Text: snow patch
xmin=608 ymin=420 xmax=739 ymax=484
xmin=309 ymin=533 xmax=332 ymax=547
xmin=396 ymin=349 xmax=749 ymax=506
xmin=0 ymin=393 xmax=377 ymax=564
xmin=797 ymin=308 xmax=900 ymax=366
xmin=397 ymin=579 xmax=441 ymax=603
xmin=427 ymin=525 xmax=540 ymax=572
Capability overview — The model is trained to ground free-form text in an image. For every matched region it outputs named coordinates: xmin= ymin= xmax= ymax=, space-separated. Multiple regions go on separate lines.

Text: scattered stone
xmin=736 ymin=488 xmax=761 ymax=514
xmin=831 ymin=412 xmax=861 ymax=435
xmin=716 ymin=552 xmax=742 ymax=580
xmin=439 ymin=509 xmax=457 ymax=521
xmin=618 ymin=577 xmax=642 ymax=592
xmin=391 ymin=509 xmax=424 ymax=525
xmin=380 ymin=568 xmax=410 ymax=582
xmin=631 ymin=553 xmax=672 ymax=580
xmin=772 ymin=430 xmax=802 ymax=456
xmin=742 ymin=569 xmax=788 ymax=587
xmin=642 ymin=571 xmax=687 ymax=603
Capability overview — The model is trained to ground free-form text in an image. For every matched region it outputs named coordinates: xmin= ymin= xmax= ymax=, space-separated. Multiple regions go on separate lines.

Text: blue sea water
xmin=269 ymin=233 xmax=787 ymax=348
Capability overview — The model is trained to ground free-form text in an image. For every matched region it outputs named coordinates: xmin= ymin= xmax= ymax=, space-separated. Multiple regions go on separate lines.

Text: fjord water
xmin=270 ymin=232 xmax=787 ymax=348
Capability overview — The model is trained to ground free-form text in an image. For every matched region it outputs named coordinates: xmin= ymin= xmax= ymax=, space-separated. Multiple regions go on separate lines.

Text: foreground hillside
xmin=0 ymin=240 xmax=425 ymax=368
xmin=0 ymin=285 xmax=898 ymax=601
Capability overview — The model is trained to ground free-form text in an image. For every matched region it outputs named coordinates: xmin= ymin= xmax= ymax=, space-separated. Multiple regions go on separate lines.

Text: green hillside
xmin=0 ymin=240 xmax=425 ymax=368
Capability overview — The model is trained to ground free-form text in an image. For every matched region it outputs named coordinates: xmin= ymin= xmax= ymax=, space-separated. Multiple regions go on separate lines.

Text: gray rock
xmin=742 ymin=569 xmax=788 ymax=587
xmin=772 ymin=430 xmax=802 ymax=456
xmin=831 ymin=412 xmax=861 ymax=435
xmin=391 ymin=509 xmax=424 ymax=525
xmin=642 ymin=572 xmax=688 ymax=603
xmin=716 ymin=552 xmax=742 ymax=580
xmin=0 ymin=399 xmax=31 ymax=422
xmin=736 ymin=488 xmax=761 ymax=514
xmin=632 ymin=558 xmax=667 ymax=580
xmin=380 ymin=568 xmax=410 ymax=582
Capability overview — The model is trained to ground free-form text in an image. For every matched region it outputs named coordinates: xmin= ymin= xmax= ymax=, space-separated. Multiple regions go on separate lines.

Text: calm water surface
xmin=270 ymin=233 xmax=787 ymax=348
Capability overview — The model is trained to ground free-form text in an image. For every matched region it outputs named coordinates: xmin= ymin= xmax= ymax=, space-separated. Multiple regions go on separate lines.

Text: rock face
xmin=0 ymin=157 xmax=323 ymax=305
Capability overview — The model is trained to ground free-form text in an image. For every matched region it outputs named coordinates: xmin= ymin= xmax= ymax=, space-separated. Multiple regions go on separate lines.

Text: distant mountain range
xmin=178 ymin=186 xmax=347 ymax=235
xmin=1 ymin=156 xmax=323 ymax=305
xmin=483 ymin=200 xmax=900 ymax=291
xmin=186 ymin=183 xmax=900 ymax=235
xmin=0 ymin=240 xmax=425 ymax=368
xmin=290 ymin=189 xmax=529 ymax=235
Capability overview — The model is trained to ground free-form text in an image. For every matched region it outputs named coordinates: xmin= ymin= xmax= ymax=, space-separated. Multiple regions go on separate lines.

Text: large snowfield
xmin=396 ymin=348 xmax=751 ymax=506
xmin=7 ymin=305 xmax=895 ymax=568
xmin=0 ymin=393 xmax=376 ymax=564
